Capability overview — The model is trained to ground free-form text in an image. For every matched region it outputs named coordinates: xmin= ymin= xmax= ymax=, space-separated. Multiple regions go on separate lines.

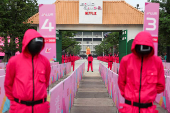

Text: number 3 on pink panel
xmin=146 ymin=17 xmax=156 ymax=31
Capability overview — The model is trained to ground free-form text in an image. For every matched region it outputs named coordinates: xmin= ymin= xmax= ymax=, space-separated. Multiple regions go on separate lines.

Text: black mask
xmin=135 ymin=45 xmax=152 ymax=56
xmin=28 ymin=37 xmax=43 ymax=56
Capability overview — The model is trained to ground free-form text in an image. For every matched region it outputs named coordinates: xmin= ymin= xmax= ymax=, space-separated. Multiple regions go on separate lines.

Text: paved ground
xmin=71 ymin=59 xmax=118 ymax=113
xmin=70 ymin=71 xmax=118 ymax=113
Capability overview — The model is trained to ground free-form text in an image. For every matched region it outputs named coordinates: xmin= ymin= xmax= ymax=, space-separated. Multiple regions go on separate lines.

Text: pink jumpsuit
xmin=87 ymin=56 xmax=93 ymax=71
xmin=118 ymin=31 xmax=165 ymax=113
xmin=4 ymin=29 xmax=51 ymax=113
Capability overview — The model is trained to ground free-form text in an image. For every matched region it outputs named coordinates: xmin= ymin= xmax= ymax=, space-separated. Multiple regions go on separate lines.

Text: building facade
xmin=29 ymin=0 xmax=144 ymax=60
xmin=74 ymin=31 xmax=108 ymax=56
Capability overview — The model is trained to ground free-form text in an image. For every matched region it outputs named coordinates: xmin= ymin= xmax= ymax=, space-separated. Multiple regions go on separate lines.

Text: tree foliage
xmin=65 ymin=45 xmax=81 ymax=55
xmin=0 ymin=0 xmax=38 ymax=61
xmin=95 ymin=32 xmax=119 ymax=56
xmin=61 ymin=31 xmax=81 ymax=55
xmin=61 ymin=31 xmax=77 ymax=50
xmin=95 ymin=44 xmax=103 ymax=56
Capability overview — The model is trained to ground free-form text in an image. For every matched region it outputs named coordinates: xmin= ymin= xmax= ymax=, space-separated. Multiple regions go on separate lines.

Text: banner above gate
xmin=79 ymin=0 xmax=103 ymax=24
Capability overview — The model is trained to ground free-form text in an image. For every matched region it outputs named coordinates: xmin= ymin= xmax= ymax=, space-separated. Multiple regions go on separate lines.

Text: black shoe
xmin=87 ymin=71 xmax=89 ymax=72
xmin=92 ymin=71 xmax=93 ymax=72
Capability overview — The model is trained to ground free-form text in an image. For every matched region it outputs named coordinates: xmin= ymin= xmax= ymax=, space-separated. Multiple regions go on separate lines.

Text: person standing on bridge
xmin=71 ymin=54 xmax=75 ymax=71
xmin=62 ymin=54 xmax=64 ymax=63
xmin=87 ymin=54 xmax=93 ymax=72
xmin=69 ymin=54 xmax=71 ymax=62
xmin=64 ymin=54 xmax=67 ymax=63
xmin=118 ymin=31 xmax=165 ymax=113
xmin=108 ymin=54 xmax=113 ymax=70
xmin=4 ymin=29 xmax=51 ymax=113
xmin=106 ymin=54 xmax=110 ymax=68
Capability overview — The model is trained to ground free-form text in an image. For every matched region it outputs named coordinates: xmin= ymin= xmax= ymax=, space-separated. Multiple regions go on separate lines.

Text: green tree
xmin=61 ymin=31 xmax=78 ymax=50
xmin=74 ymin=45 xmax=81 ymax=55
xmin=94 ymin=32 xmax=119 ymax=56
xmin=95 ymin=44 xmax=103 ymax=56
xmin=0 ymin=0 xmax=38 ymax=62
xmin=104 ymin=32 xmax=119 ymax=54
xmin=66 ymin=45 xmax=81 ymax=55
xmin=61 ymin=31 xmax=81 ymax=55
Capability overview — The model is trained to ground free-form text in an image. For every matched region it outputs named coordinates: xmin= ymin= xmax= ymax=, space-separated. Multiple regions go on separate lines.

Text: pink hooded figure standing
xmin=4 ymin=29 xmax=51 ymax=113
xmin=70 ymin=54 xmax=75 ymax=71
xmin=118 ymin=31 xmax=165 ymax=113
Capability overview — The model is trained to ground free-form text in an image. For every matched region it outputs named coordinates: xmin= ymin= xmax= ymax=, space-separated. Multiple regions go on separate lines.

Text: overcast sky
xmin=37 ymin=0 xmax=148 ymax=11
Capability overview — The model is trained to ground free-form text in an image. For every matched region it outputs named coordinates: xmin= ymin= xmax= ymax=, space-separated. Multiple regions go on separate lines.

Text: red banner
xmin=44 ymin=38 xmax=56 ymax=43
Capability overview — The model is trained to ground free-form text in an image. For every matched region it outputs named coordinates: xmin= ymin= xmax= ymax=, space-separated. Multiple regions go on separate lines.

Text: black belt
xmin=14 ymin=98 xmax=47 ymax=106
xmin=109 ymin=61 xmax=113 ymax=62
xmin=125 ymin=99 xmax=152 ymax=108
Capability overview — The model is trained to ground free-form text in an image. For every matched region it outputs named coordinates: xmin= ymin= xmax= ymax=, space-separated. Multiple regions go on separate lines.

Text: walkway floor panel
xmin=71 ymin=72 xmax=117 ymax=113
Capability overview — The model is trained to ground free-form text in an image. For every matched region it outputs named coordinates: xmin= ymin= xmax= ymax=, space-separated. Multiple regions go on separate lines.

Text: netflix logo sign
xmin=85 ymin=12 xmax=96 ymax=15
xmin=79 ymin=0 xmax=103 ymax=24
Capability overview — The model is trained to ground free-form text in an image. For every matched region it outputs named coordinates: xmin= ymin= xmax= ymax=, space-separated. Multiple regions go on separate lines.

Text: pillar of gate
xmin=56 ymin=30 xmax=62 ymax=64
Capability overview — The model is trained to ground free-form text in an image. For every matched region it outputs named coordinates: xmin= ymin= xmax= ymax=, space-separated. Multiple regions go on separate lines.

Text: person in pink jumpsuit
xmin=107 ymin=54 xmax=110 ymax=68
xmin=4 ymin=29 xmax=51 ymax=113
xmin=118 ymin=31 xmax=165 ymax=113
xmin=71 ymin=54 xmax=75 ymax=71
xmin=115 ymin=55 xmax=119 ymax=63
xmin=87 ymin=54 xmax=93 ymax=72
xmin=108 ymin=54 xmax=113 ymax=70
xmin=62 ymin=55 xmax=64 ymax=63
xmin=64 ymin=54 xmax=67 ymax=63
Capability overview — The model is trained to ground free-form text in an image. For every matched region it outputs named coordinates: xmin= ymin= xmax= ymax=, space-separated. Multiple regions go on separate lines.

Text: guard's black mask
xmin=28 ymin=37 xmax=43 ymax=56
xmin=135 ymin=45 xmax=152 ymax=56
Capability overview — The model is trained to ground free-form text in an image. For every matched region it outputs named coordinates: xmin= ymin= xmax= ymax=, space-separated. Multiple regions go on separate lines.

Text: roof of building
xmin=27 ymin=0 xmax=144 ymax=25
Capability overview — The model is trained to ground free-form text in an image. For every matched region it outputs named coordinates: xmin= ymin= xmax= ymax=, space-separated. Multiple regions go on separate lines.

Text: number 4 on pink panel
xmin=41 ymin=19 xmax=54 ymax=32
